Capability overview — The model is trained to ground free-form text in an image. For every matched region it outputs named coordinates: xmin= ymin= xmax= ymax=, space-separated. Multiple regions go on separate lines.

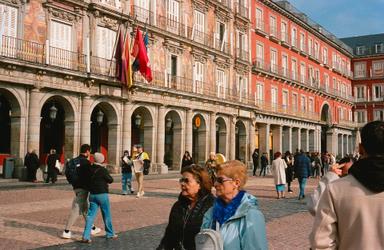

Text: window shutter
xmin=0 ymin=5 xmax=18 ymax=38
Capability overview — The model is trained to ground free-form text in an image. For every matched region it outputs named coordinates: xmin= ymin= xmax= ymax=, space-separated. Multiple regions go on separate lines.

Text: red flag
xmin=131 ymin=28 xmax=152 ymax=82
xmin=115 ymin=30 xmax=125 ymax=82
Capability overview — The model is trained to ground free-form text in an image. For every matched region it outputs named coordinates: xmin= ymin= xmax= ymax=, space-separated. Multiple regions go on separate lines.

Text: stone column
xmin=185 ymin=109 xmax=193 ymax=154
xmin=107 ymin=123 xmax=120 ymax=166
xmin=306 ymin=129 xmax=310 ymax=152
xmin=122 ymin=102 xmax=132 ymax=152
xmin=80 ymin=95 xmax=92 ymax=145
xmin=259 ymin=123 xmax=270 ymax=159
xmin=249 ymin=121 xmax=256 ymax=162
xmin=157 ymin=106 xmax=166 ymax=172
xmin=229 ymin=116 xmax=236 ymax=160
xmin=210 ymin=112 xmax=216 ymax=153
xmin=327 ymin=128 xmax=338 ymax=156
xmin=272 ymin=125 xmax=282 ymax=154
xmin=27 ymin=89 xmax=42 ymax=154
xmin=297 ymin=128 xmax=301 ymax=151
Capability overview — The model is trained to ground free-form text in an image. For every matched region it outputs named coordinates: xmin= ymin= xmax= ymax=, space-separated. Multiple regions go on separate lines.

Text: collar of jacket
xmin=221 ymin=192 xmax=259 ymax=222
xmin=349 ymin=156 xmax=384 ymax=193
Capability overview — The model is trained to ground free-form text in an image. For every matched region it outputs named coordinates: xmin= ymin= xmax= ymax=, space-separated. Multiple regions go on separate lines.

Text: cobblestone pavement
xmin=0 ymin=175 xmax=318 ymax=250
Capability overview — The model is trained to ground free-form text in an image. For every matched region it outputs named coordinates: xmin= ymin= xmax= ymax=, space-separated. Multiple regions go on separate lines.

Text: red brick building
xmin=341 ymin=34 xmax=384 ymax=128
xmin=250 ymin=0 xmax=355 ymax=157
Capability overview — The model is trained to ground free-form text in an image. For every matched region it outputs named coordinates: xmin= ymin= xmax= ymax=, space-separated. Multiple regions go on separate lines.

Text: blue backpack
xmin=65 ymin=157 xmax=81 ymax=184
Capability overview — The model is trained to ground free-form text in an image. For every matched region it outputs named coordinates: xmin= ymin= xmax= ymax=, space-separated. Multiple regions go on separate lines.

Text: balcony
xmin=236 ymin=48 xmax=249 ymax=62
xmin=291 ymin=38 xmax=299 ymax=52
xmin=1 ymin=35 xmax=44 ymax=64
xmin=269 ymin=26 xmax=279 ymax=43
xmin=216 ymin=0 xmax=231 ymax=9
xmin=280 ymin=32 xmax=290 ymax=47
xmin=255 ymin=19 xmax=267 ymax=36
xmin=299 ymin=42 xmax=307 ymax=55
xmin=214 ymin=38 xmax=230 ymax=54
xmin=131 ymin=5 xmax=155 ymax=25
xmin=234 ymin=3 xmax=249 ymax=21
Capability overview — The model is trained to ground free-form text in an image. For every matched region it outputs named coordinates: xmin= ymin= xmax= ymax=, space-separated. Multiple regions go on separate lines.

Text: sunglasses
xmin=214 ymin=176 xmax=233 ymax=184
xmin=179 ymin=177 xmax=194 ymax=184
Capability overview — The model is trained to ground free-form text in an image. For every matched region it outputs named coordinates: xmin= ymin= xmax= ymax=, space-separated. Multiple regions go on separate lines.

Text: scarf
xmin=212 ymin=190 xmax=246 ymax=226
xmin=349 ymin=156 xmax=384 ymax=193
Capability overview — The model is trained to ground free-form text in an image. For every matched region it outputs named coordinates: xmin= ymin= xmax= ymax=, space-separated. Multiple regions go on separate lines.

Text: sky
xmin=286 ymin=0 xmax=384 ymax=38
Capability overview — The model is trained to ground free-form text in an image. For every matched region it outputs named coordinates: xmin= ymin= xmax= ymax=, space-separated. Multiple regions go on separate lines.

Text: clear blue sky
xmin=287 ymin=0 xmax=384 ymax=38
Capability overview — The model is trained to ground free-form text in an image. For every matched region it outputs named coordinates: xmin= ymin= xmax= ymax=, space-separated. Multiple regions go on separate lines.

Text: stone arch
xmin=90 ymin=101 xmax=120 ymax=165
xmin=39 ymin=95 xmax=77 ymax=163
xmin=164 ymin=109 xmax=183 ymax=170
xmin=192 ymin=113 xmax=207 ymax=164
xmin=131 ymin=106 xmax=154 ymax=161
xmin=235 ymin=120 xmax=247 ymax=163
xmin=320 ymin=102 xmax=332 ymax=125
xmin=215 ymin=116 xmax=227 ymax=156
xmin=0 ymin=88 xmax=24 ymax=165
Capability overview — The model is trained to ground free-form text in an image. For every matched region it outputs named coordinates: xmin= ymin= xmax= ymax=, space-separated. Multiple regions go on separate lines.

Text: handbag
xmin=195 ymin=221 xmax=223 ymax=250
xmin=55 ymin=160 xmax=61 ymax=172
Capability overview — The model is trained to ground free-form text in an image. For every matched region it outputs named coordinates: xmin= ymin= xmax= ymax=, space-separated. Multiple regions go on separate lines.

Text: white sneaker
xmin=91 ymin=226 xmax=101 ymax=235
xmin=141 ymin=191 xmax=145 ymax=196
xmin=62 ymin=230 xmax=71 ymax=239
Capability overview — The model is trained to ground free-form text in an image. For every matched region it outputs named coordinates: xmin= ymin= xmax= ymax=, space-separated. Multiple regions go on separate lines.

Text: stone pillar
xmin=297 ymin=128 xmax=301 ymax=151
xmin=122 ymin=102 xmax=132 ymax=152
xmin=80 ymin=95 xmax=92 ymax=145
xmin=306 ymin=129 xmax=310 ymax=152
xmin=107 ymin=123 xmax=119 ymax=166
xmin=157 ymin=106 xmax=166 ymax=170
xmin=249 ymin=121 xmax=256 ymax=162
xmin=272 ymin=125 xmax=282 ymax=154
xmin=259 ymin=123 xmax=270 ymax=159
xmin=300 ymin=129 xmax=307 ymax=152
xmin=229 ymin=116 xmax=236 ymax=160
xmin=27 ymin=89 xmax=42 ymax=154
xmin=210 ymin=112 xmax=216 ymax=153
xmin=327 ymin=128 xmax=338 ymax=156
xmin=185 ymin=109 xmax=193 ymax=154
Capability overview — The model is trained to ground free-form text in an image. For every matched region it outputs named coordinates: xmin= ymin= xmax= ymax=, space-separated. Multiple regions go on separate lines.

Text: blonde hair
xmin=217 ymin=160 xmax=248 ymax=189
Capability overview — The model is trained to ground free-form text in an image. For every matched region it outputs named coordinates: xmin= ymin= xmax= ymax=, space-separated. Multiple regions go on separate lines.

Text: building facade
xmin=341 ymin=34 xmax=384 ymax=128
xmin=0 ymin=0 xmax=356 ymax=176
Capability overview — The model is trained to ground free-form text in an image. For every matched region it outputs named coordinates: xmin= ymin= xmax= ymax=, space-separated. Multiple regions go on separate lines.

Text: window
xmin=291 ymin=27 xmax=297 ymax=47
xmin=291 ymin=59 xmax=297 ymax=80
xmin=255 ymin=43 xmax=264 ymax=67
xmin=355 ymin=86 xmax=365 ymax=100
xmin=374 ymin=110 xmax=384 ymax=121
xmin=134 ymin=0 xmax=150 ymax=22
xmin=166 ymin=54 xmax=178 ymax=87
xmin=355 ymin=111 xmax=366 ymax=123
xmin=237 ymin=75 xmax=248 ymax=102
xmin=167 ymin=0 xmax=179 ymax=32
xmin=269 ymin=16 xmax=277 ymax=37
xmin=96 ymin=26 xmax=116 ymax=59
xmin=308 ymin=37 xmax=313 ymax=56
xmin=194 ymin=10 xmax=205 ymax=42
xmin=354 ymin=62 xmax=366 ymax=78
xmin=50 ymin=20 xmax=72 ymax=68
xmin=292 ymin=93 xmax=298 ymax=111
xmin=237 ymin=31 xmax=248 ymax=60
xmin=308 ymin=66 xmax=314 ymax=85
xmin=193 ymin=61 xmax=204 ymax=94
xmin=216 ymin=69 xmax=226 ymax=98
xmin=356 ymin=46 xmax=365 ymax=55
xmin=215 ymin=21 xmax=226 ymax=51
xmin=0 ymin=4 xmax=17 ymax=38
xmin=300 ymin=33 xmax=305 ymax=51
xmin=322 ymin=47 xmax=328 ymax=65
xmin=100 ymin=0 xmax=121 ymax=8
xmin=282 ymin=54 xmax=288 ymax=77
xmin=373 ymin=84 xmax=384 ymax=100
xmin=300 ymin=62 xmax=306 ymax=83
xmin=282 ymin=90 xmax=288 ymax=110
xmin=255 ymin=8 xmax=264 ymax=31
xmin=256 ymin=83 xmax=264 ymax=105
xmin=324 ymin=74 xmax=329 ymax=92
xmin=332 ymin=77 xmax=336 ymax=90
xmin=300 ymin=95 xmax=307 ymax=112
xmin=314 ymin=42 xmax=319 ymax=59
xmin=308 ymin=98 xmax=314 ymax=113
xmin=281 ymin=21 xmax=287 ymax=42
xmin=315 ymin=69 xmax=320 ymax=86
xmin=270 ymin=49 xmax=277 ymax=73
xmin=271 ymin=87 xmax=278 ymax=110
xmin=372 ymin=60 xmax=384 ymax=77
xmin=375 ymin=43 xmax=384 ymax=54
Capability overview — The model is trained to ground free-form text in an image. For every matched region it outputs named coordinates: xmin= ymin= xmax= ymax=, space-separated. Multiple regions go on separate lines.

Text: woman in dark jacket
xmin=46 ymin=149 xmax=59 ymax=183
xmin=82 ymin=152 xmax=116 ymax=243
xmin=181 ymin=151 xmax=193 ymax=171
xmin=157 ymin=164 xmax=214 ymax=250
xmin=284 ymin=151 xmax=294 ymax=193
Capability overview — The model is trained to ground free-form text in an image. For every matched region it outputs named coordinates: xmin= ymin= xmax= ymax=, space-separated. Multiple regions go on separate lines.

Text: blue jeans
xmin=83 ymin=193 xmax=115 ymax=240
xmin=298 ymin=177 xmax=307 ymax=198
xmin=122 ymin=172 xmax=133 ymax=194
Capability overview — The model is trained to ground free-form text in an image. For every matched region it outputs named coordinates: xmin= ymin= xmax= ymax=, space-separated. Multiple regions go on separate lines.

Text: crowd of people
xmin=20 ymin=120 xmax=384 ymax=249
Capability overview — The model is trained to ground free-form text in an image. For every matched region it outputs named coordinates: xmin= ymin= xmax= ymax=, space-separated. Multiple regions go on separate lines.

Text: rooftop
xmin=340 ymin=33 xmax=384 ymax=57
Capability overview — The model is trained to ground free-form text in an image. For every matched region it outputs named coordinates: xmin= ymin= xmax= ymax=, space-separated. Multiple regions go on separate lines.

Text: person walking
xmin=25 ymin=149 xmax=40 ymax=182
xmin=201 ymin=160 xmax=268 ymax=249
xmin=81 ymin=152 xmax=116 ymax=243
xmin=121 ymin=150 xmax=134 ymax=195
xmin=259 ymin=152 xmax=268 ymax=177
xmin=293 ymin=149 xmax=312 ymax=200
xmin=133 ymin=145 xmax=150 ymax=198
xmin=62 ymin=144 xmax=100 ymax=239
xmin=157 ymin=165 xmax=214 ymax=250
xmin=313 ymin=152 xmax=323 ymax=179
xmin=205 ymin=152 xmax=217 ymax=184
xmin=283 ymin=151 xmax=294 ymax=193
xmin=181 ymin=151 xmax=193 ymax=171
xmin=271 ymin=152 xmax=287 ymax=199
xmin=46 ymin=149 xmax=59 ymax=184
xmin=252 ymin=149 xmax=259 ymax=176
xmin=310 ymin=121 xmax=384 ymax=249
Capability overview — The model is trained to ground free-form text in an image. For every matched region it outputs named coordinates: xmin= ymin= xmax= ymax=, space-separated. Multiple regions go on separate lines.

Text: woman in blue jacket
xmin=201 ymin=160 xmax=268 ymax=250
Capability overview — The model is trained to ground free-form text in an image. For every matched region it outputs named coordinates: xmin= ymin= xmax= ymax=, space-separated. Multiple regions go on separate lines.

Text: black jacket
xmin=24 ymin=153 xmax=39 ymax=169
xmin=72 ymin=154 xmax=93 ymax=190
xmin=181 ymin=157 xmax=193 ymax=169
xmin=349 ymin=156 xmax=384 ymax=193
xmin=121 ymin=155 xmax=133 ymax=174
xmin=89 ymin=163 xmax=113 ymax=194
xmin=158 ymin=193 xmax=214 ymax=250
xmin=47 ymin=153 xmax=59 ymax=172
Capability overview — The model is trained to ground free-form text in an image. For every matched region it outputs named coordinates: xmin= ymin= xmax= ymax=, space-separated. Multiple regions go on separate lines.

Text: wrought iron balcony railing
xmin=234 ymin=3 xmax=249 ymax=19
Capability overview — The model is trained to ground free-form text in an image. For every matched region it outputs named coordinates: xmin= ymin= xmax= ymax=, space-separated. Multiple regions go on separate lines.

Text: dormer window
xmin=375 ymin=43 xmax=384 ymax=54
xmin=356 ymin=46 xmax=365 ymax=55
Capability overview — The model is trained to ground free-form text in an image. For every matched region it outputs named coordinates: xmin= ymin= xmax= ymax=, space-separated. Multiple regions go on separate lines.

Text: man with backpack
xmin=61 ymin=144 xmax=101 ymax=239
xmin=133 ymin=145 xmax=150 ymax=198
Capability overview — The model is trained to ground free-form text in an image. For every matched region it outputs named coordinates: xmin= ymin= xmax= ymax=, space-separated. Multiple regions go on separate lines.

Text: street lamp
xmin=135 ymin=114 xmax=142 ymax=128
xmin=49 ymin=104 xmax=58 ymax=121
xmin=166 ymin=117 xmax=173 ymax=130
xmin=235 ymin=126 xmax=239 ymax=134
xmin=96 ymin=110 xmax=104 ymax=125
xmin=216 ymin=123 xmax=220 ymax=132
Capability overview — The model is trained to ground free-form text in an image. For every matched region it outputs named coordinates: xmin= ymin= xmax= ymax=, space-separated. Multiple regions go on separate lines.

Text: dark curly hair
xmin=181 ymin=164 xmax=212 ymax=195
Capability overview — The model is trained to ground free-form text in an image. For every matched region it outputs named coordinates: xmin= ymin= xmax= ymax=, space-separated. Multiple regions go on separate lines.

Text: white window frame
xmin=193 ymin=10 xmax=205 ymax=43
xmin=256 ymin=42 xmax=264 ymax=68
xmin=372 ymin=84 xmax=384 ymax=100
xmin=354 ymin=62 xmax=366 ymax=78
xmin=216 ymin=69 xmax=226 ymax=98
xmin=300 ymin=95 xmax=307 ymax=112
xmin=322 ymin=47 xmax=328 ymax=65
xmin=269 ymin=15 xmax=277 ymax=37
xmin=374 ymin=109 xmax=384 ymax=121
xmin=255 ymin=7 xmax=264 ymax=31
xmin=270 ymin=48 xmax=278 ymax=73
xmin=193 ymin=61 xmax=204 ymax=94
xmin=271 ymin=86 xmax=278 ymax=110
xmin=291 ymin=27 xmax=297 ymax=47
xmin=255 ymin=82 xmax=264 ymax=105
xmin=282 ymin=89 xmax=289 ymax=111
xmin=292 ymin=92 xmax=298 ymax=111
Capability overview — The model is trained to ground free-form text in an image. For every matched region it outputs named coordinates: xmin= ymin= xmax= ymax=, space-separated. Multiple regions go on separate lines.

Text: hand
xmin=330 ymin=163 xmax=343 ymax=176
